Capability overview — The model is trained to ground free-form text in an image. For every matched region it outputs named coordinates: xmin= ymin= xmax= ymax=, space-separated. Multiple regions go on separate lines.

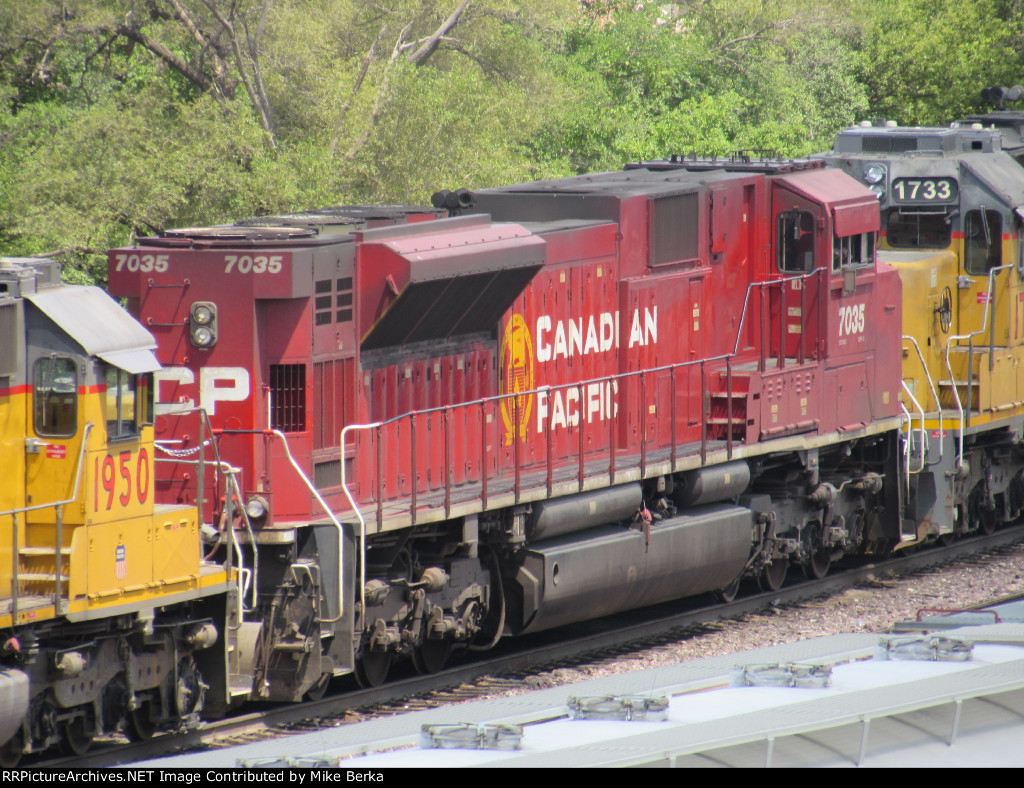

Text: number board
xmin=891 ymin=178 xmax=958 ymax=204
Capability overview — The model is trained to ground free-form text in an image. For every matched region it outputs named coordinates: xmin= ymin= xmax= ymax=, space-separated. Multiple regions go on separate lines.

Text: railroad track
xmin=42 ymin=523 xmax=1024 ymax=768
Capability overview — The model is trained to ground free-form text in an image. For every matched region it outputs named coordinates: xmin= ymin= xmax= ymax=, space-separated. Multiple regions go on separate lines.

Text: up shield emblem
xmin=500 ymin=314 xmax=534 ymax=445
xmin=115 ymin=543 xmax=127 ymax=580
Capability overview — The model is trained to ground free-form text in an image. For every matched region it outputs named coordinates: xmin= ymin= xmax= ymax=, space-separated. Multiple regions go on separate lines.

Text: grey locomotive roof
xmin=26 ymin=286 xmax=160 ymax=374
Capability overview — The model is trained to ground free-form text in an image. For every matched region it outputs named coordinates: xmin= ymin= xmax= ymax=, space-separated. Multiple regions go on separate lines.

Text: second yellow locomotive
xmin=822 ymin=122 xmax=1024 ymax=540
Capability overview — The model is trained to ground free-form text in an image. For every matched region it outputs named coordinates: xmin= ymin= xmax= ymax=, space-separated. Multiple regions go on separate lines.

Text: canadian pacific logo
xmin=500 ymin=307 xmax=659 ymax=442
xmin=500 ymin=314 xmax=534 ymax=445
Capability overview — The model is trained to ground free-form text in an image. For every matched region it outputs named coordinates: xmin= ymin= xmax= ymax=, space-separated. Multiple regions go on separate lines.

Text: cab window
xmin=833 ymin=232 xmax=875 ymax=272
xmin=964 ymin=209 xmax=1003 ymax=275
xmin=777 ymin=211 xmax=815 ymax=272
xmin=885 ymin=209 xmax=951 ymax=248
xmin=105 ymin=367 xmax=152 ymax=439
xmin=33 ymin=356 xmax=77 ymax=437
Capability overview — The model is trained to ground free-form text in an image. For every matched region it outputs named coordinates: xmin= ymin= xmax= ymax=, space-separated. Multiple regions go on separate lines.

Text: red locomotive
xmin=107 ymin=157 xmax=905 ymax=697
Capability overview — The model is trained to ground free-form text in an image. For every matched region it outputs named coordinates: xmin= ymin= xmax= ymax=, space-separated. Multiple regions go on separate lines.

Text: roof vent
xmin=420 ymin=723 xmax=523 ymax=750
xmin=732 ymin=662 xmax=833 ymax=688
xmin=877 ymin=635 xmax=973 ymax=662
xmin=567 ymin=694 xmax=670 ymax=722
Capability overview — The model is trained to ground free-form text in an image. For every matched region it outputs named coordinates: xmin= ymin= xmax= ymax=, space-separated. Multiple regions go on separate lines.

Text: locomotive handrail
xmin=154 ymin=408 xmax=252 ymax=622
xmin=731 ymin=268 xmax=824 ymax=368
xmin=2 ymin=423 xmax=93 ymax=620
xmin=901 ymin=335 xmax=943 ymax=416
xmin=338 ymin=267 xmax=830 ymax=535
xmin=942 ymin=263 xmax=1013 ymax=470
xmin=214 ymin=428 xmax=347 ymax=625
xmin=341 ymin=420 xmax=383 ymax=624
xmin=900 ymin=380 xmax=927 ymax=474
xmin=898 ymin=400 xmax=913 ymax=501
xmin=901 ymin=334 xmax=942 ymax=466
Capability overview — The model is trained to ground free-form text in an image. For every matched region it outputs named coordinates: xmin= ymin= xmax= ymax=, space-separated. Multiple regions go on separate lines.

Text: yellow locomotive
xmin=823 ymin=122 xmax=1024 ymax=541
xmin=0 ymin=257 xmax=235 ymax=763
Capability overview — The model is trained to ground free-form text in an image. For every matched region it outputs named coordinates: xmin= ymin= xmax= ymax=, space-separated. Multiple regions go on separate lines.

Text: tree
xmin=859 ymin=0 xmax=1021 ymax=124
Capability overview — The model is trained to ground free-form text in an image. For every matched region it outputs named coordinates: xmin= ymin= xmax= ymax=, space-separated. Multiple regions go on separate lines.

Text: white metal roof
xmin=136 ymin=625 xmax=1024 ymax=769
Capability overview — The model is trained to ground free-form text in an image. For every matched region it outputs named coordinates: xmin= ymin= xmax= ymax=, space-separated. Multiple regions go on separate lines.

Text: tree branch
xmin=199 ymin=0 xmax=276 ymax=149
xmin=162 ymin=0 xmax=233 ymax=97
xmin=406 ymin=0 xmax=470 ymax=66
xmin=330 ymin=24 xmax=387 ymax=157
xmin=346 ymin=23 xmax=412 ymax=161
xmin=31 ymin=245 xmax=108 ymax=260
xmin=115 ymin=22 xmax=215 ymax=93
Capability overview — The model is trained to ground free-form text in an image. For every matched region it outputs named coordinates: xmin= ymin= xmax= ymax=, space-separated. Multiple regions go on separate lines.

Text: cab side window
xmin=777 ymin=211 xmax=815 ymax=272
xmin=33 ymin=357 xmax=77 ymax=437
xmin=964 ymin=209 xmax=1003 ymax=275
xmin=105 ymin=367 xmax=152 ymax=439
xmin=833 ymin=232 xmax=875 ymax=272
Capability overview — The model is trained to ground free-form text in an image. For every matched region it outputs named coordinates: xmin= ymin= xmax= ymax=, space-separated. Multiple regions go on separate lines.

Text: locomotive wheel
xmin=175 ymin=657 xmax=205 ymax=718
xmin=126 ymin=700 xmax=158 ymax=742
xmin=412 ymin=637 xmax=452 ymax=675
xmin=60 ymin=715 xmax=93 ymax=757
xmin=968 ymin=487 xmax=997 ymax=535
xmin=713 ymin=574 xmax=742 ymax=604
xmin=977 ymin=508 xmax=997 ymax=535
xmin=304 ymin=672 xmax=332 ymax=702
xmin=354 ymin=651 xmax=391 ymax=688
xmin=759 ymin=559 xmax=788 ymax=593
xmin=804 ymin=548 xmax=831 ymax=580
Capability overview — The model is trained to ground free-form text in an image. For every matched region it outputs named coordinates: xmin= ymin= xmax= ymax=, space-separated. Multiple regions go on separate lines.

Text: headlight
xmin=192 ymin=326 xmax=214 ymax=346
xmin=189 ymin=302 xmax=218 ymax=348
xmin=245 ymin=496 xmax=268 ymax=520
xmin=864 ymin=164 xmax=886 ymax=184
xmin=192 ymin=304 xmax=214 ymax=325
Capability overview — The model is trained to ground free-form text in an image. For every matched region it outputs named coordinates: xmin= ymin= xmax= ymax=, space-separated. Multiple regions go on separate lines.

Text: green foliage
xmin=0 ymin=0 xmax=1020 ymax=287
xmin=860 ymin=0 xmax=1022 ymax=124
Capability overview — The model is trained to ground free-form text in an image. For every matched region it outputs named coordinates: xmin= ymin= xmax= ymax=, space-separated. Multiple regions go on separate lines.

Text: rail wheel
xmin=759 ymin=559 xmax=788 ymax=592
xmin=968 ymin=486 xmax=997 ymax=535
xmin=977 ymin=508 xmax=997 ymax=535
xmin=304 ymin=672 xmax=331 ymax=702
xmin=804 ymin=548 xmax=831 ymax=580
xmin=354 ymin=651 xmax=391 ymax=688
xmin=126 ymin=699 xmax=158 ymax=742
xmin=713 ymin=574 xmax=742 ymax=604
xmin=60 ymin=713 xmax=94 ymax=757
xmin=175 ymin=657 xmax=205 ymax=718
xmin=412 ymin=637 xmax=452 ymax=675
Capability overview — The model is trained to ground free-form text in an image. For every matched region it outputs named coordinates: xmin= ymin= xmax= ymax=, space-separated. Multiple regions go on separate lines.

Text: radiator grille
xmin=650 ymin=192 xmax=699 ymax=266
xmin=312 ymin=358 xmax=354 ymax=450
xmin=313 ymin=460 xmax=341 ymax=490
xmin=270 ymin=364 xmax=306 ymax=432
xmin=861 ymin=135 xmax=918 ymax=153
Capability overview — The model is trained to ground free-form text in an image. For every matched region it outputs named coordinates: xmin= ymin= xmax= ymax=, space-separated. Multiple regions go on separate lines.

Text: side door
xmin=768 ymin=189 xmax=825 ymax=364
